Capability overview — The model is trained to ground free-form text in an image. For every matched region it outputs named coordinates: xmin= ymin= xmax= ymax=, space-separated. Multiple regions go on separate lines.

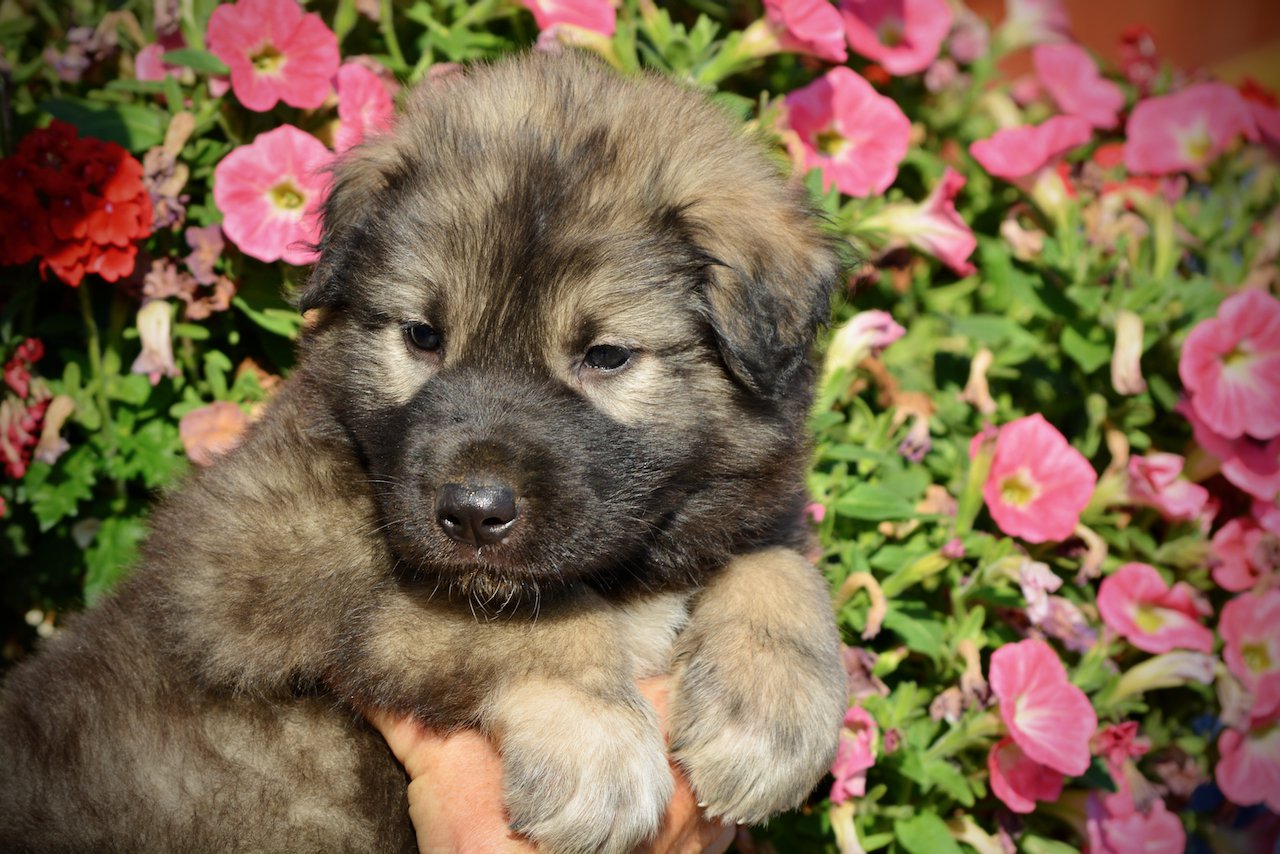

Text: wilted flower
xmin=784 ymin=67 xmax=911 ymax=198
xmin=142 ymin=111 xmax=196 ymax=230
xmin=996 ymin=0 xmax=1071 ymax=52
xmin=987 ymin=737 xmax=1063 ymax=814
xmin=520 ymin=0 xmax=616 ymax=35
xmin=982 ymin=413 xmax=1097 ymax=543
xmin=184 ymin=224 xmax=225 ymax=287
xmin=830 ymin=705 xmax=877 ymax=804
xmin=179 ymin=401 xmax=249 ymax=467
xmin=213 ymin=125 xmax=332 ymax=266
xmin=1098 ymin=563 xmax=1214 ymax=654
xmin=34 ymin=394 xmax=75 ymax=465
xmin=1033 ymin=42 xmax=1125 ymax=130
xmin=1179 ymin=289 xmax=1280 ymax=441
xmin=131 ymin=301 xmax=181 ymax=386
xmin=1124 ymin=82 xmax=1258 ymax=176
xmin=989 ymin=638 xmax=1097 ymax=776
xmin=1111 ymin=650 xmax=1217 ymax=701
xmin=1215 ymin=709 xmax=1280 ymax=810
xmin=335 ymin=61 xmax=397 ymax=153
xmin=207 ymin=0 xmax=340 ymax=112
xmin=838 ymin=0 xmax=951 ymax=76
xmin=860 ymin=168 xmax=977 ymax=275
xmin=1219 ymin=590 xmax=1280 ymax=716
xmin=756 ymin=0 xmax=848 ymax=64
xmin=1110 ymin=309 xmax=1147 ymax=396
xmin=823 ymin=309 xmax=905 ymax=381
xmin=1126 ymin=452 xmax=1209 ymax=522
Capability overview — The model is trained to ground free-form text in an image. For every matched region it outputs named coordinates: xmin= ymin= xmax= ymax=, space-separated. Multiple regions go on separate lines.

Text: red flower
xmin=207 ymin=0 xmax=340 ymax=112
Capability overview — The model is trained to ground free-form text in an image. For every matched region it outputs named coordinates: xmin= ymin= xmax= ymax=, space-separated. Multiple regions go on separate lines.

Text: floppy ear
xmin=691 ymin=193 xmax=842 ymax=401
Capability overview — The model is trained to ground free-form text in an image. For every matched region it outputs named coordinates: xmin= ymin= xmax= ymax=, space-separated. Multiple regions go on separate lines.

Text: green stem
xmin=924 ymin=711 xmax=1002 ymax=762
xmin=78 ymin=284 xmax=117 ymax=459
xmin=379 ymin=0 xmax=407 ymax=71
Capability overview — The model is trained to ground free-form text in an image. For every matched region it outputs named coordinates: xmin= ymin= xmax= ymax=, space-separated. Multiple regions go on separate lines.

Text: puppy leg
xmin=667 ymin=547 xmax=846 ymax=824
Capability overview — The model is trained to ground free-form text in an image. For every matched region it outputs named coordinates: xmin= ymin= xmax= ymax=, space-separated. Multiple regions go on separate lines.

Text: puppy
xmin=0 ymin=53 xmax=846 ymax=854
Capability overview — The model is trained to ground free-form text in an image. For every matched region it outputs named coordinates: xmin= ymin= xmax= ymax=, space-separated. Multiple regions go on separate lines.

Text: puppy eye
xmin=583 ymin=344 xmax=631 ymax=372
xmin=405 ymin=323 xmax=442 ymax=353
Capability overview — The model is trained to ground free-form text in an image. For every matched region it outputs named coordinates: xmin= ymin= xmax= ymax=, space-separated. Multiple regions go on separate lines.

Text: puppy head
xmin=298 ymin=54 xmax=840 ymax=602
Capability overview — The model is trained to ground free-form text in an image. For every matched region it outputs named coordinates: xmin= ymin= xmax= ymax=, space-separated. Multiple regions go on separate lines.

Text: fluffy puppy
xmin=0 ymin=53 xmax=846 ymax=854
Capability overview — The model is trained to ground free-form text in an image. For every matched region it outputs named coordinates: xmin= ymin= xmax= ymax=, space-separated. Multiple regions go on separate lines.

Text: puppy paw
xmin=667 ymin=619 xmax=846 ymax=825
xmin=494 ymin=681 xmax=673 ymax=854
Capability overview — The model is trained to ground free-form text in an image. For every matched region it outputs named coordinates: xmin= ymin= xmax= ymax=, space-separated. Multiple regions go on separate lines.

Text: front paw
xmin=494 ymin=680 xmax=673 ymax=854
xmin=668 ymin=619 xmax=846 ymax=824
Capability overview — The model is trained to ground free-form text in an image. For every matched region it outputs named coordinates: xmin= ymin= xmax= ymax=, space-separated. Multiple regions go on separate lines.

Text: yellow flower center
xmin=815 ymin=127 xmax=849 ymax=158
xmin=269 ymin=180 xmax=305 ymax=211
xmin=1177 ymin=122 xmax=1213 ymax=164
xmin=878 ymin=19 xmax=905 ymax=47
xmin=1243 ymin=642 xmax=1273 ymax=674
xmin=251 ymin=43 xmax=285 ymax=74
xmin=1133 ymin=603 xmax=1166 ymax=634
xmin=999 ymin=469 xmax=1039 ymax=508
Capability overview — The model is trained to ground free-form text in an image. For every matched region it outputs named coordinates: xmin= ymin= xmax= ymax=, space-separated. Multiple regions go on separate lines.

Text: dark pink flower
xmin=1179 ymin=289 xmax=1280 ymax=441
xmin=520 ymin=0 xmax=616 ymax=35
xmin=970 ymin=115 xmax=1093 ymax=183
xmin=1098 ymin=562 xmax=1214 ymax=654
xmin=1087 ymin=793 xmax=1185 ymax=854
xmin=989 ymin=638 xmax=1097 ymax=776
xmin=830 ymin=705 xmax=877 ymax=804
xmin=838 ymin=0 xmax=951 ymax=76
xmin=1124 ymin=82 xmax=1258 ymax=175
xmin=335 ymin=62 xmax=396 ymax=153
xmin=763 ymin=0 xmax=848 ymax=63
xmin=213 ymin=125 xmax=332 ymax=265
xmin=1220 ymin=590 xmax=1280 ymax=716
xmin=1211 ymin=517 xmax=1276 ymax=592
xmin=784 ymin=67 xmax=911 ymax=197
xmin=1126 ymin=452 xmax=1209 ymax=521
xmin=1033 ymin=42 xmax=1125 ymax=130
xmin=988 ymin=736 xmax=1064 ymax=813
xmin=861 ymin=168 xmax=977 ymax=275
xmin=207 ymin=0 xmax=339 ymax=112
xmin=1216 ymin=710 xmax=1280 ymax=811
xmin=982 ymin=413 xmax=1097 ymax=543
xmin=1179 ymin=398 xmax=1280 ymax=502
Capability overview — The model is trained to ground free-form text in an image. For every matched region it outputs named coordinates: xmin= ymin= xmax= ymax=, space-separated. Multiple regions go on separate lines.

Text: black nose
xmin=435 ymin=482 xmax=518 ymax=546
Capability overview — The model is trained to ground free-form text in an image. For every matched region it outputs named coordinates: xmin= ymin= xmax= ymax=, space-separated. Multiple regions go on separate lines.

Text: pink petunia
xmin=1126 ymin=452 xmax=1209 ymax=522
xmin=969 ymin=115 xmax=1093 ymax=184
xmin=838 ymin=0 xmax=951 ymax=76
xmin=1124 ymin=82 xmax=1258 ymax=176
xmin=520 ymin=0 xmax=616 ymax=36
xmin=1097 ymin=563 xmax=1214 ymax=654
xmin=335 ymin=62 xmax=396 ymax=153
xmin=207 ymin=0 xmax=339 ymax=112
xmin=1211 ymin=517 xmax=1276 ymax=592
xmin=1086 ymin=792 xmax=1186 ymax=854
xmin=1033 ymin=42 xmax=1125 ymax=130
xmin=830 ymin=705 xmax=877 ymax=804
xmin=998 ymin=0 xmax=1071 ymax=51
xmin=982 ymin=413 xmax=1097 ymax=543
xmin=213 ymin=125 xmax=332 ymax=265
xmin=988 ymin=736 xmax=1064 ymax=813
xmin=989 ymin=638 xmax=1097 ymax=776
xmin=1220 ymin=590 xmax=1280 ymax=717
xmin=1216 ymin=710 xmax=1280 ymax=811
xmin=1179 ymin=289 xmax=1280 ymax=441
xmin=823 ymin=309 xmax=905 ymax=379
xmin=763 ymin=0 xmax=848 ymax=64
xmin=861 ymin=168 xmax=977 ymax=275
xmin=1178 ymin=398 xmax=1280 ymax=502
xmin=784 ymin=67 xmax=911 ymax=198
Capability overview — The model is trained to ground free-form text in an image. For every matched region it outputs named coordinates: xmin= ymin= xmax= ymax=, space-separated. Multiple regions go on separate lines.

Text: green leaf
xmin=161 ymin=48 xmax=230 ymax=75
xmin=894 ymin=813 xmax=963 ymax=854
xmin=40 ymin=98 xmax=166 ymax=152
xmin=925 ymin=760 xmax=975 ymax=807
xmin=23 ymin=447 xmax=98 ymax=531
xmin=84 ymin=516 xmax=148 ymax=605
xmin=233 ymin=296 xmax=303 ymax=340
xmin=833 ymin=484 xmax=915 ymax=521
xmin=1021 ymin=836 xmax=1082 ymax=854
xmin=1060 ymin=324 xmax=1112 ymax=374
xmin=882 ymin=605 xmax=944 ymax=660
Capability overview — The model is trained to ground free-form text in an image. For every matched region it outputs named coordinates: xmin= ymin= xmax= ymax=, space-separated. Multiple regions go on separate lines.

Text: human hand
xmin=368 ymin=676 xmax=736 ymax=854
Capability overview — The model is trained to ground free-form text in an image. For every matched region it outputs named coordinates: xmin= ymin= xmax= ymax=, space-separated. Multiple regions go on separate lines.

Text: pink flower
xmin=1179 ymin=289 xmax=1280 ymax=441
xmin=520 ymin=0 xmax=616 ymax=36
xmin=207 ymin=0 xmax=339 ymax=112
xmin=1126 ymin=452 xmax=1209 ymax=521
xmin=135 ymin=42 xmax=185 ymax=83
xmin=335 ymin=62 xmax=396 ymax=153
xmin=1220 ymin=590 xmax=1280 ymax=716
xmin=830 ymin=705 xmax=877 ymax=804
xmin=1033 ymin=42 xmax=1125 ymax=130
xmin=982 ymin=413 xmax=1097 ymax=543
xmin=989 ymin=638 xmax=1097 ymax=776
xmin=1216 ymin=710 xmax=1280 ymax=811
xmin=1179 ymin=398 xmax=1280 ymax=502
xmin=1124 ymin=82 xmax=1258 ymax=175
xmin=970 ymin=116 xmax=1093 ymax=184
xmin=861 ymin=168 xmax=977 ymax=275
xmin=213 ymin=125 xmax=332 ymax=265
xmin=837 ymin=0 xmax=951 ymax=76
xmin=1097 ymin=563 xmax=1214 ymax=655
xmin=1086 ymin=793 xmax=1185 ymax=854
xmin=180 ymin=401 xmax=249 ymax=467
xmin=762 ymin=0 xmax=848 ymax=64
xmin=1211 ymin=517 xmax=1276 ymax=592
xmin=823 ymin=309 xmax=905 ymax=380
xmin=184 ymin=223 xmax=225 ymax=286
xmin=784 ymin=67 xmax=911 ymax=197
xmin=988 ymin=736 xmax=1064 ymax=814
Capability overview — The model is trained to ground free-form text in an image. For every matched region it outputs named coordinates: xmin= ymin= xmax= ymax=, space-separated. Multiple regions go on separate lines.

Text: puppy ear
xmin=297 ymin=141 xmax=402 ymax=313
xmin=692 ymin=196 xmax=842 ymax=400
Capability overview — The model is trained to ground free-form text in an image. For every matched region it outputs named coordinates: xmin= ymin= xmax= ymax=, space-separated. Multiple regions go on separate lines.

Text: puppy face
xmin=298 ymin=55 xmax=840 ymax=602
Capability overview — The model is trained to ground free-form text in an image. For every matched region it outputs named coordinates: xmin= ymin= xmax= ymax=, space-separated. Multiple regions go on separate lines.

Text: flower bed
xmin=2 ymin=0 xmax=1278 ymax=850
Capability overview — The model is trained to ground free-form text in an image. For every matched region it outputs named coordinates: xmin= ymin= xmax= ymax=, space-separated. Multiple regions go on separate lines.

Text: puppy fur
xmin=0 ymin=53 xmax=847 ymax=854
